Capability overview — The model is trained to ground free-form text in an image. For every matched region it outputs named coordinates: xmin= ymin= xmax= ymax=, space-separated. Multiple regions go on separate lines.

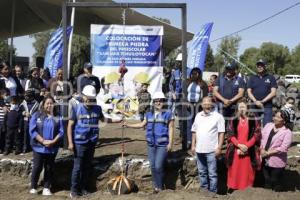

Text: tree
xmin=32 ymin=29 xmax=90 ymax=78
xmin=239 ymin=47 xmax=260 ymax=73
xmin=204 ymin=44 xmax=215 ymax=71
xmin=259 ymin=42 xmax=290 ymax=74
xmin=31 ymin=30 xmax=52 ymax=58
xmin=214 ymin=35 xmax=242 ymax=72
xmin=281 ymin=44 xmax=300 ymax=75
xmin=0 ymin=39 xmax=15 ymax=62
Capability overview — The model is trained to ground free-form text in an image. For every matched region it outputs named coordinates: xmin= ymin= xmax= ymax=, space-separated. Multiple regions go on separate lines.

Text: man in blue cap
xmin=213 ymin=62 xmax=245 ymax=122
xmin=247 ymin=59 xmax=277 ymax=126
xmin=77 ymin=62 xmax=101 ymax=94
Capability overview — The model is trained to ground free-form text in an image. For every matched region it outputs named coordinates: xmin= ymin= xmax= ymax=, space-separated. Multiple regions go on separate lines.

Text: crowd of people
xmin=0 ymin=56 xmax=296 ymax=198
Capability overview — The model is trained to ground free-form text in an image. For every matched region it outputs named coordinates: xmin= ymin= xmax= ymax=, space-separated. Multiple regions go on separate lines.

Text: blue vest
xmin=73 ymin=103 xmax=102 ymax=144
xmin=145 ymin=111 xmax=173 ymax=146
xmin=174 ymin=69 xmax=182 ymax=94
xmin=30 ymin=111 xmax=62 ymax=154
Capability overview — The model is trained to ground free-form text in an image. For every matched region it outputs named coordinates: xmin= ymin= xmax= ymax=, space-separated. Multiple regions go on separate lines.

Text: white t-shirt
xmin=191 ymin=111 xmax=225 ymax=153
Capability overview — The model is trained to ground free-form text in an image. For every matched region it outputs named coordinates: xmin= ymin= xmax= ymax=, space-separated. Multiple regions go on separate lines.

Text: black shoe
xmin=3 ymin=151 xmax=10 ymax=156
xmin=0 ymin=150 xmax=3 ymax=154
xmin=15 ymin=150 xmax=21 ymax=155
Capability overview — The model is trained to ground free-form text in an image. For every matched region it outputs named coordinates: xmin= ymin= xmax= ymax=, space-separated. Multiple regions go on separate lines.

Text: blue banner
xmin=44 ymin=26 xmax=73 ymax=77
xmin=91 ymin=26 xmax=163 ymax=67
xmin=187 ymin=22 xmax=213 ymax=74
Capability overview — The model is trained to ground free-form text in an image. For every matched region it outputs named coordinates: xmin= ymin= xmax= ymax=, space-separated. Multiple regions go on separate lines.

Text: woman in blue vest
xmin=67 ymin=85 xmax=122 ymax=198
xmin=124 ymin=91 xmax=174 ymax=193
xmin=29 ymin=96 xmax=64 ymax=196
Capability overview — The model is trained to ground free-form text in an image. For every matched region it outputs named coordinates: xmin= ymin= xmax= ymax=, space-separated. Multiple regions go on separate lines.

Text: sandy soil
xmin=0 ymin=122 xmax=299 ymax=200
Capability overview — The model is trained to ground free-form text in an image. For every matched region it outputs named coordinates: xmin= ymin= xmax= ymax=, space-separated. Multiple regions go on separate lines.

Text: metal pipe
xmin=9 ymin=0 xmax=16 ymax=67
xmin=66 ymin=2 xmax=186 ymax=8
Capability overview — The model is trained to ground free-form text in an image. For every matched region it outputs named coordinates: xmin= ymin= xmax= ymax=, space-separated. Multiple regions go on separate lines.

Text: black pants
xmin=23 ymin=121 xmax=31 ymax=152
xmin=31 ymin=151 xmax=56 ymax=189
xmin=5 ymin=127 xmax=22 ymax=152
xmin=263 ymin=165 xmax=284 ymax=191
xmin=0 ymin=124 xmax=6 ymax=151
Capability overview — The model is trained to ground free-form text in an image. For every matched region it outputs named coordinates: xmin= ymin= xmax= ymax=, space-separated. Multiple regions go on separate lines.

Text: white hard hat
xmin=176 ymin=53 xmax=182 ymax=61
xmin=82 ymin=85 xmax=97 ymax=97
xmin=152 ymin=91 xmax=166 ymax=99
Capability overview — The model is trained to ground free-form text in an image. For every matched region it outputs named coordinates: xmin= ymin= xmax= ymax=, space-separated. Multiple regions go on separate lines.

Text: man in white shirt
xmin=191 ymin=96 xmax=225 ymax=193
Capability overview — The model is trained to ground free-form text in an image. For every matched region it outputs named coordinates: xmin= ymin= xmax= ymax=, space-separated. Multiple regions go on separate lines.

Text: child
xmin=4 ymin=95 xmax=23 ymax=155
xmin=137 ymin=83 xmax=151 ymax=121
xmin=0 ymin=89 xmax=10 ymax=154
xmin=281 ymin=97 xmax=296 ymax=131
xmin=20 ymin=89 xmax=39 ymax=153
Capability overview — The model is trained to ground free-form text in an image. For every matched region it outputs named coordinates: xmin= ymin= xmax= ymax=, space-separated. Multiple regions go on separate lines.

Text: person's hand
xmin=261 ymin=149 xmax=268 ymax=158
xmin=43 ymin=140 xmax=54 ymax=147
xmin=237 ymin=149 xmax=245 ymax=156
xmin=172 ymin=93 xmax=176 ymax=100
xmin=215 ymin=147 xmax=222 ymax=158
xmin=255 ymin=101 xmax=264 ymax=108
xmin=223 ymin=99 xmax=231 ymax=107
xmin=25 ymin=112 xmax=30 ymax=118
xmin=68 ymin=142 xmax=74 ymax=151
xmin=3 ymin=106 xmax=9 ymax=113
xmin=167 ymin=143 xmax=173 ymax=152
xmin=238 ymin=144 xmax=248 ymax=153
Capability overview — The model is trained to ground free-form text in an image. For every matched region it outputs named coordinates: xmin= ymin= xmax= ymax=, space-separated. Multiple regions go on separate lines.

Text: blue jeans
xmin=71 ymin=142 xmax=95 ymax=194
xmin=196 ymin=152 xmax=218 ymax=193
xmin=147 ymin=145 xmax=168 ymax=190
xmin=263 ymin=107 xmax=273 ymax=126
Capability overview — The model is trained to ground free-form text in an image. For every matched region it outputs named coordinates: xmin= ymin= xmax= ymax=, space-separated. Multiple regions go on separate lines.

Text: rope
xmin=120 ymin=8 xmax=127 ymax=177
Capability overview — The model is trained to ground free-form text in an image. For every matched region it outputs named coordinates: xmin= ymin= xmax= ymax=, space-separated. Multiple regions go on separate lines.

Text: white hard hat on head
xmin=176 ymin=53 xmax=182 ymax=61
xmin=82 ymin=85 xmax=97 ymax=97
xmin=152 ymin=91 xmax=166 ymax=100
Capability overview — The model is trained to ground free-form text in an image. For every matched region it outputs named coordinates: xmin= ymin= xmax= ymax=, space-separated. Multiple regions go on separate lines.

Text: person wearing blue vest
xmin=67 ymin=85 xmax=121 ymax=198
xmin=247 ymin=59 xmax=277 ymax=126
xmin=29 ymin=96 xmax=64 ymax=196
xmin=124 ymin=91 xmax=174 ymax=193
xmin=213 ymin=62 xmax=245 ymax=123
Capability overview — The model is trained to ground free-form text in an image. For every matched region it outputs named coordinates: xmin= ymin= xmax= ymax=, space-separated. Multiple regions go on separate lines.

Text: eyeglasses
xmin=256 ymin=64 xmax=265 ymax=68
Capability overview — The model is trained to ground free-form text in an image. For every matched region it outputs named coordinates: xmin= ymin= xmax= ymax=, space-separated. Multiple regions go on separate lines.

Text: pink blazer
xmin=260 ymin=123 xmax=293 ymax=168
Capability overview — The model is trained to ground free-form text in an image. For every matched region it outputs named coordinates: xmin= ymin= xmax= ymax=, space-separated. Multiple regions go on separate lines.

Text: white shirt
xmin=1 ymin=76 xmax=17 ymax=96
xmin=187 ymin=82 xmax=202 ymax=103
xmin=191 ymin=111 xmax=225 ymax=153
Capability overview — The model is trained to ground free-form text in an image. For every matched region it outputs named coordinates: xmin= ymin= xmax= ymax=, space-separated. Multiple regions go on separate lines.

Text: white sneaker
xmin=42 ymin=188 xmax=53 ymax=196
xmin=29 ymin=188 xmax=37 ymax=194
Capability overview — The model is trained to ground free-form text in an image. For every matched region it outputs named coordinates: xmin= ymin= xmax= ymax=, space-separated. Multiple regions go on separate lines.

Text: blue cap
xmin=256 ymin=59 xmax=266 ymax=66
xmin=225 ymin=62 xmax=237 ymax=70
xmin=84 ymin=62 xmax=93 ymax=68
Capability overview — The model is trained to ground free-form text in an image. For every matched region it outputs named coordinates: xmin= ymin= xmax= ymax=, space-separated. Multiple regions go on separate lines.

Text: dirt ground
xmin=0 ymin=121 xmax=300 ymax=200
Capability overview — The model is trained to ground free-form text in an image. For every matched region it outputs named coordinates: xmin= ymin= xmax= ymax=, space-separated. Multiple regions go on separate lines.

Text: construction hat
xmin=133 ymin=72 xmax=150 ymax=84
xmin=152 ymin=91 xmax=166 ymax=99
xmin=82 ymin=85 xmax=97 ymax=97
xmin=176 ymin=53 xmax=182 ymax=61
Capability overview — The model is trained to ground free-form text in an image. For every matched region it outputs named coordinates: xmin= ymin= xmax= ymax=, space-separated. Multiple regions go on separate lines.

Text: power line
xmin=211 ymin=1 xmax=300 ymax=43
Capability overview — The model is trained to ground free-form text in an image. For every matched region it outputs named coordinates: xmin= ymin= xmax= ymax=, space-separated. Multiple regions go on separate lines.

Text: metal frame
xmin=62 ymin=1 xmax=188 ymax=149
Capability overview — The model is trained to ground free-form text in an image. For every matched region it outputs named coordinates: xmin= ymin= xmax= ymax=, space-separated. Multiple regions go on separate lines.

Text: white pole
xmin=67 ymin=0 xmax=76 ymax=79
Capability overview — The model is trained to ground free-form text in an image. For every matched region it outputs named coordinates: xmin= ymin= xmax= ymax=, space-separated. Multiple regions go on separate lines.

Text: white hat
xmin=82 ymin=85 xmax=97 ymax=97
xmin=176 ymin=53 xmax=182 ymax=61
xmin=152 ymin=91 xmax=166 ymax=99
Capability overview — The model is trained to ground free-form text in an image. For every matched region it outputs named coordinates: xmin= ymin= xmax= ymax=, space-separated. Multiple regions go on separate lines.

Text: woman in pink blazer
xmin=260 ymin=110 xmax=293 ymax=191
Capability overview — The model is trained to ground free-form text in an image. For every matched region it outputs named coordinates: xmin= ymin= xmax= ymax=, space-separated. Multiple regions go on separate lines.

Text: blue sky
xmin=14 ymin=0 xmax=300 ymax=61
